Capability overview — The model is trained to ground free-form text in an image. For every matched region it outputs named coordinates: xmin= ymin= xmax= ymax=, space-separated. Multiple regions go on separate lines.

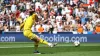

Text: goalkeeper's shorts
xmin=23 ymin=30 xmax=37 ymax=40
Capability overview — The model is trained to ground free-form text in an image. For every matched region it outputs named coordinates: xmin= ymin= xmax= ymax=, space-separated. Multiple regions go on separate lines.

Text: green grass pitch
xmin=0 ymin=42 xmax=100 ymax=56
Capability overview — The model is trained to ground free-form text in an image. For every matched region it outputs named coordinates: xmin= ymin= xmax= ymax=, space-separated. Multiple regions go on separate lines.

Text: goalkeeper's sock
xmin=38 ymin=38 xmax=57 ymax=47
xmin=34 ymin=42 xmax=39 ymax=51
xmin=39 ymin=38 xmax=49 ymax=45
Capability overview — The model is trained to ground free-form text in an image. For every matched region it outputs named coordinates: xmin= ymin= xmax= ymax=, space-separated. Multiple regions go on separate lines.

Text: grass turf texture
xmin=0 ymin=42 xmax=100 ymax=56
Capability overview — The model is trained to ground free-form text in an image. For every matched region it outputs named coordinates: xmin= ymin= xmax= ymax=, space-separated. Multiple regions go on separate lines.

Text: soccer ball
xmin=74 ymin=41 xmax=80 ymax=47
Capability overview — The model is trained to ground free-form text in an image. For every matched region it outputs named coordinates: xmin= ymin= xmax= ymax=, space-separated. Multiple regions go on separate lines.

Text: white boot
xmin=48 ymin=43 xmax=57 ymax=47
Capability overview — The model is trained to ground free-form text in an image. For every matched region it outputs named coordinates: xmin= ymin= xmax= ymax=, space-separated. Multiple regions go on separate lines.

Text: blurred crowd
xmin=0 ymin=0 xmax=100 ymax=34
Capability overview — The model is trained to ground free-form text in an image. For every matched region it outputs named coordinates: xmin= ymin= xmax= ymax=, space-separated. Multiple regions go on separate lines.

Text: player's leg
xmin=23 ymin=30 xmax=57 ymax=53
xmin=23 ymin=31 xmax=41 ymax=54
xmin=33 ymin=42 xmax=41 ymax=54
xmin=30 ymin=35 xmax=56 ymax=54
xmin=31 ymin=35 xmax=57 ymax=47
xmin=34 ymin=42 xmax=39 ymax=51
xmin=24 ymin=30 xmax=57 ymax=47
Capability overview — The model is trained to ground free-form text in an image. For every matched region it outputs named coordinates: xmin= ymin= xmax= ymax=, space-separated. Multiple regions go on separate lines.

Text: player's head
xmin=29 ymin=10 xmax=35 ymax=16
xmin=29 ymin=10 xmax=38 ymax=22
xmin=33 ymin=14 xmax=38 ymax=21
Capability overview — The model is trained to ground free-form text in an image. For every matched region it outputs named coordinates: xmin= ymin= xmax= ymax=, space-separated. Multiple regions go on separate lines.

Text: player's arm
xmin=20 ymin=22 xmax=25 ymax=30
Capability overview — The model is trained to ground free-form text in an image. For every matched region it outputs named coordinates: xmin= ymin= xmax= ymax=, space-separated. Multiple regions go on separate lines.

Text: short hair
xmin=32 ymin=14 xmax=38 ymax=20
xmin=29 ymin=11 xmax=35 ymax=16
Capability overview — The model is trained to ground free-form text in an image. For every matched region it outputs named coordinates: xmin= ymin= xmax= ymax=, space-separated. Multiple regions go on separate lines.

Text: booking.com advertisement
xmin=0 ymin=32 xmax=100 ymax=43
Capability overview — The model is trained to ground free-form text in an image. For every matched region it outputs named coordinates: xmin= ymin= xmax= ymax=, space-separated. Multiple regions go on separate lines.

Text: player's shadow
xmin=41 ymin=52 xmax=54 ymax=54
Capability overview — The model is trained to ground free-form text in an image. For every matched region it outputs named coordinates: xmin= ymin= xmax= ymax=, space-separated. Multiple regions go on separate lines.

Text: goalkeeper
xmin=20 ymin=10 xmax=57 ymax=54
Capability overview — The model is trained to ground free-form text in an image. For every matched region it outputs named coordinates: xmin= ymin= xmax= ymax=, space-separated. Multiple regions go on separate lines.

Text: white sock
xmin=48 ymin=43 xmax=52 ymax=46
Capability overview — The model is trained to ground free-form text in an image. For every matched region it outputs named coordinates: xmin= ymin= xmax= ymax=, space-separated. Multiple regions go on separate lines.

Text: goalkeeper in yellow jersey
xmin=20 ymin=11 xmax=57 ymax=54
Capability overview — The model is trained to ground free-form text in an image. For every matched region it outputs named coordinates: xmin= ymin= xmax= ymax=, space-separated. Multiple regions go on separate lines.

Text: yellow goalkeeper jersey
xmin=23 ymin=14 xmax=36 ymax=31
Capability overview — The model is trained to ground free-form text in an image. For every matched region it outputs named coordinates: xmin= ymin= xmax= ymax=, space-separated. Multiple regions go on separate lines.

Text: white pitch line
xmin=0 ymin=44 xmax=99 ymax=49
xmin=0 ymin=46 xmax=34 ymax=48
xmin=0 ymin=45 xmax=70 ymax=49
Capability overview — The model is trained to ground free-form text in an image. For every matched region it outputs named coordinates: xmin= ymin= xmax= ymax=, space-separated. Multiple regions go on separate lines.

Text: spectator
xmin=20 ymin=10 xmax=26 ymax=20
xmin=81 ymin=14 xmax=86 ymax=25
xmin=0 ymin=22 xmax=3 ymax=31
xmin=50 ymin=9 xmax=56 ymax=17
xmin=43 ymin=10 xmax=48 ymax=20
xmin=18 ymin=1 xmax=25 ymax=11
xmin=56 ymin=13 xmax=62 ymax=22
xmin=15 ymin=22 xmax=20 ymax=32
xmin=26 ymin=0 xmax=31 ymax=10
xmin=42 ymin=23 xmax=48 ymax=32
xmin=4 ymin=0 xmax=10 ymax=4
xmin=94 ymin=0 xmax=98 ymax=8
xmin=35 ymin=22 xmax=40 ymax=32
xmin=64 ymin=22 xmax=70 ymax=31
xmin=98 ymin=7 xmax=100 ymax=14
xmin=53 ymin=22 xmax=58 ymax=34
xmin=77 ymin=24 xmax=83 ymax=34
xmin=57 ymin=22 xmax=64 ymax=32
xmin=3 ymin=24 xmax=9 ymax=32
xmin=31 ymin=25 xmax=36 ymax=32
xmin=87 ymin=10 xmax=93 ymax=19
xmin=11 ymin=2 xmax=17 ymax=13
xmin=47 ymin=22 xmax=53 ymax=33
xmin=38 ymin=24 xmax=44 ymax=33
xmin=95 ymin=22 xmax=100 ymax=34
xmin=85 ymin=20 xmax=93 ymax=31
xmin=0 ymin=0 xmax=99 ymax=34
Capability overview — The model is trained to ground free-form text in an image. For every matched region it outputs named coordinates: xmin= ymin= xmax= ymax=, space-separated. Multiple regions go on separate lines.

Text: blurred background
xmin=0 ymin=0 xmax=100 ymax=34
